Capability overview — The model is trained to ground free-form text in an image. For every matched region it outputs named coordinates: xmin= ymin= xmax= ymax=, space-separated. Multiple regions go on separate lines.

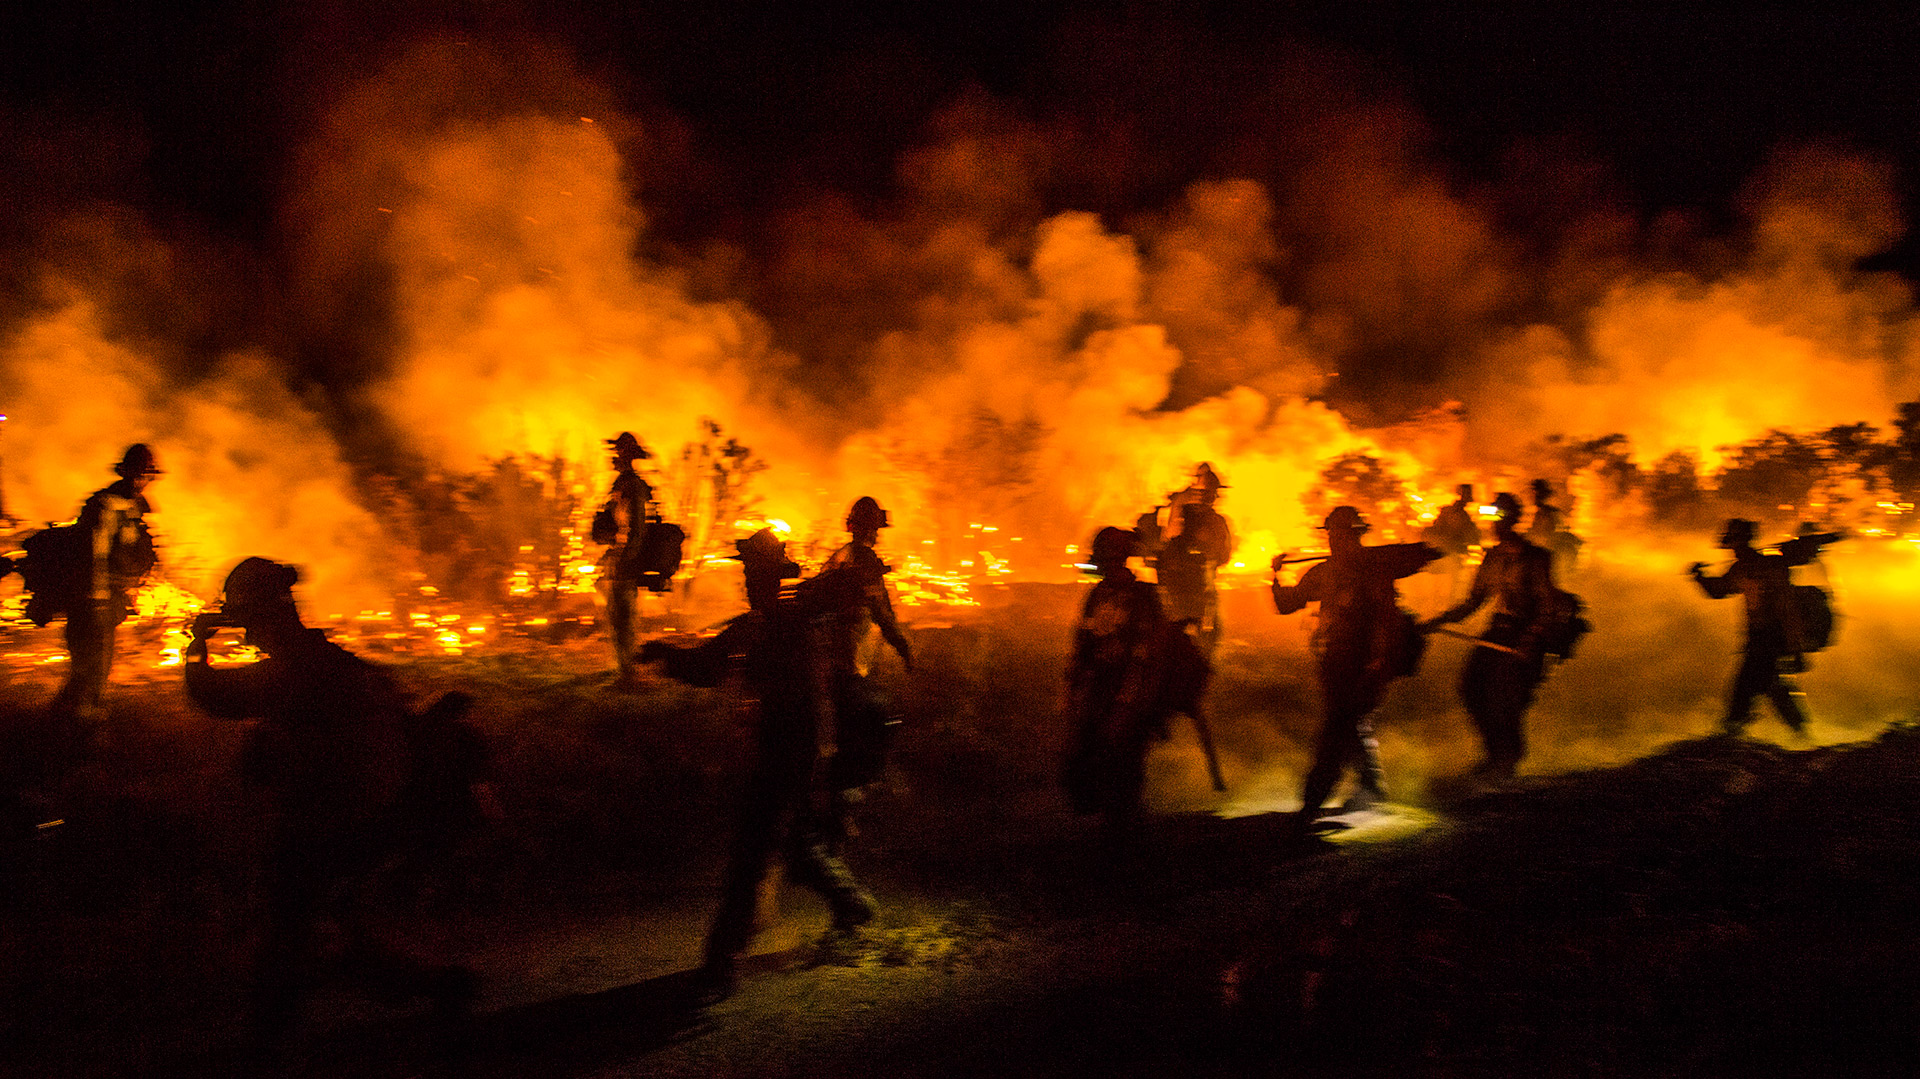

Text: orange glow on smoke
xmin=3 ymin=43 xmax=1920 ymax=676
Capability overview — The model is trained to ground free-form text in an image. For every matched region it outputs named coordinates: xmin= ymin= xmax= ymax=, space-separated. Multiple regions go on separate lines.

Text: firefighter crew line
xmin=0 ymin=445 xmax=1847 ymax=1027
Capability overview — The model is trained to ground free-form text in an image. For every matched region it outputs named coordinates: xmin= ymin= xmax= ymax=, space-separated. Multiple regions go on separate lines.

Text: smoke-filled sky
xmin=4 ymin=2 xmax=1920 ymax=607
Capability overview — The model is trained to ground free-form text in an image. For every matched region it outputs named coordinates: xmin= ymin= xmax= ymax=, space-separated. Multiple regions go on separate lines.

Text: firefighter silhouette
xmin=1271 ymin=506 xmax=1438 ymax=838
xmin=50 ymin=444 xmax=162 ymax=718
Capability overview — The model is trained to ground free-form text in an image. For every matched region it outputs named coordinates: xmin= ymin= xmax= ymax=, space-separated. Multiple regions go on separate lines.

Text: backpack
xmin=17 ymin=524 xmax=87 ymax=626
xmin=1133 ymin=508 xmax=1164 ymax=560
xmin=589 ymin=502 xmax=619 ymax=546
xmin=1156 ymin=535 xmax=1209 ymax=595
xmin=631 ymin=521 xmax=686 ymax=593
xmin=795 ymin=555 xmax=879 ymax=617
xmin=1540 ymin=588 xmax=1591 ymax=659
xmin=1791 ymin=584 xmax=1835 ymax=653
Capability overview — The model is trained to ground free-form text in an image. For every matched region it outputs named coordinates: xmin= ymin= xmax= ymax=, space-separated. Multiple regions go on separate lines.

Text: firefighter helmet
xmin=731 ymin=527 xmax=784 ymax=563
xmin=1089 ymin=526 xmax=1139 ymax=568
xmin=1320 ymin=505 xmax=1369 ymax=533
xmin=1491 ymin=491 xmax=1523 ymax=521
xmin=1718 ymin=518 xmax=1758 ymax=549
xmin=605 ymin=431 xmax=650 ymax=460
xmin=114 ymin=443 xmax=163 ymax=477
xmin=846 ymin=496 xmax=890 ymax=533
xmin=220 ymin=557 xmax=299 ymax=618
xmin=731 ymin=528 xmax=800 ymax=579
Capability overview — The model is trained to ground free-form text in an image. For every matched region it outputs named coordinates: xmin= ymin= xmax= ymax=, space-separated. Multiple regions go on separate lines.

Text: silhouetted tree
xmin=1645 ymin=450 xmax=1709 ymax=529
xmin=1307 ymin=453 xmax=1415 ymax=540
xmin=1714 ymin=430 xmax=1824 ymax=529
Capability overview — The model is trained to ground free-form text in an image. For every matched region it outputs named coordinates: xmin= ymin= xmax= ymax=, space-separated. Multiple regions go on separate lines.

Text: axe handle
xmin=1432 ymin=625 xmax=1527 ymax=656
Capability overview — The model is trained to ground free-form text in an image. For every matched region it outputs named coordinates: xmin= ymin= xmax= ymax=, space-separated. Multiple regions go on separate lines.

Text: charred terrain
xmin=3 ymin=567 xmax=1920 ymax=1078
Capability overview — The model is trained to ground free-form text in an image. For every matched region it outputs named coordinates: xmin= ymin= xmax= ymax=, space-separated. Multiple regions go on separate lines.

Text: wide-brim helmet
xmin=1320 ymin=505 xmax=1369 ymax=534
xmin=1491 ymin=492 xmax=1523 ymax=521
xmin=1089 ymin=526 xmax=1139 ymax=567
xmin=1718 ymin=518 xmax=1758 ymax=548
xmin=846 ymin=496 xmax=890 ymax=533
xmin=605 ymin=431 xmax=651 ymax=460
xmin=219 ymin=557 xmax=299 ymax=619
xmin=114 ymin=443 xmax=163 ymax=478
xmin=730 ymin=527 xmax=801 ymax=579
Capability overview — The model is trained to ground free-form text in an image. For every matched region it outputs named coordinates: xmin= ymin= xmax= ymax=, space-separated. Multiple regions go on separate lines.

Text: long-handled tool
xmin=1270 ymin=554 xmax=1331 ymax=569
xmin=1429 ymin=625 xmax=1527 ymax=656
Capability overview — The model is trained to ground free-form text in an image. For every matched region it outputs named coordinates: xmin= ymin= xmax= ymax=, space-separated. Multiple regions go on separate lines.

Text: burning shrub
xmin=1712 ymin=429 xmax=1827 ymax=530
xmin=652 ymin=417 xmax=768 ymax=571
xmin=1306 ymin=452 xmax=1418 ymax=540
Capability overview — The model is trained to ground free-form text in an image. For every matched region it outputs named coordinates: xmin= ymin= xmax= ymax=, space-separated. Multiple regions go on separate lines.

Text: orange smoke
xmin=5 ymin=35 xmax=1920 ymax=630
xmin=0 ymin=297 xmax=388 ymax=613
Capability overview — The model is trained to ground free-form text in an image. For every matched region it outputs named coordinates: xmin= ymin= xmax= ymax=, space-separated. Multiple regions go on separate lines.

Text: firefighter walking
xmin=669 ymin=529 xmax=878 ymax=1002
xmin=597 ymin=431 xmax=655 ymax=690
xmin=1422 ymin=492 xmax=1558 ymax=779
xmin=183 ymin=558 xmax=482 ymax=1050
xmin=1271 ymin=506 xmax=1438 ymax=839
xmin=1064 ymin=526 xmax=1172 ymax=847
xmin=51 ymin=444 xmax=162 ymax=719
xmin=1690 ymin=519 xmax=1839 ymax=736
xmin=811 ymin=497 xmax=914 ymax=835
xmin=1156 ymin=463 xmax=1234 ymax=657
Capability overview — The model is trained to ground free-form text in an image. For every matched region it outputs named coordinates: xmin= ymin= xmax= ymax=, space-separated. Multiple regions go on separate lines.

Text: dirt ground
xmin=4 ymin=568 xmax=1920 ymax=1077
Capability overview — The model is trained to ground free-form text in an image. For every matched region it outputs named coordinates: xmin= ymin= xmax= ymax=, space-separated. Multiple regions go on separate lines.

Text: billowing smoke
xmin=0 ymin=220 xmax=389 ymax=613
xmin=1467 ymin=146 xmax=1917 ymax=467
xmin=4 ymin=23 xmax=1920 ymax=787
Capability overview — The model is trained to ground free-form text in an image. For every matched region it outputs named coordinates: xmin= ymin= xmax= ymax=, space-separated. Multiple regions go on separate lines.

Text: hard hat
xmin=1456 ymin=483 xmax=1474 ymax=500
xmin=846 ymin=496 xmax=890 ymax=532
xmin=1718 ymin=518 xmax=1757 ymax=548
xmin=1195 ymin=462 xmax=1228 ymax=491
xmin=1531 ymin=478 xmax=1554 ymax=498
xmin=1491 ymin=492 xmax=1523 ymax=520
xmin=605 ymin=431 xmax=651 ymax=460
xmin=220 ymin=557 xmax=299 ymax=618
xmin=1320 ymin=505 xmax=1369 ymax=533
xmin=114 ymin=443 xmax=163 ymax=477
xmin=1089 ymin=526 xmax=1139 ymax=566
xmin=731 ymin=528 xmax=800 ymax=579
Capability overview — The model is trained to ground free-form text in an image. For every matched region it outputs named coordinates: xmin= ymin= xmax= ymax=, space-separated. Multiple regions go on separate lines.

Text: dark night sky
xmin=6 ymin=3 xmax=1918 ymax=236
